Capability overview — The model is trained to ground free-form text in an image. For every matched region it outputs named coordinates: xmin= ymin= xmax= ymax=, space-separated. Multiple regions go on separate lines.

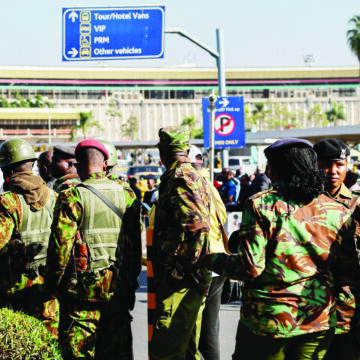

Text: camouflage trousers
xmin=149 ymin=277 xmax=206 ymax=360
xmin=59 ymin=298 xmax=133 ymax=360
xmin=0 ymin=297 xmax=59 ymax=339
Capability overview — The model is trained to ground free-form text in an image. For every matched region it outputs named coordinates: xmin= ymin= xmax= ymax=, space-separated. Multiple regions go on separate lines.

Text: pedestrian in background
xmin=250 ymin=166 xmax=271 ymax=195
xmin=45 ymin=139 xmax=142 ymax=359
xmin=143 ymin=177 xmax=158 ymax=209
xmin=188 ymin=145 xmax=228 ymax=360
xmin=217 ymin=167 xmax=237 ymax=206
xmin=129 ymin=176 xmax=142 ymax=202
xmin=201 ymin=138 xmax=360 ymax=360
xmin=0 ymin=139 xmax=58 ymax=337
xmin=149 ymin=127 xmax=211 ymax=360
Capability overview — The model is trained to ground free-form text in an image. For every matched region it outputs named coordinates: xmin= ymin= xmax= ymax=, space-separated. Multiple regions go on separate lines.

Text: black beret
xmin=313 ymin=138 xmax=350 ymax=161
xmin=53 ymin=145 xmax=76 ymax=158
xmin=264 ymin=138 xmax=313 ymax=157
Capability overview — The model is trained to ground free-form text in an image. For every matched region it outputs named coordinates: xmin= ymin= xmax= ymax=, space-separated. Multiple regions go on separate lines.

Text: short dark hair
xmin=76 ymin=147 xmax=105 ymax=166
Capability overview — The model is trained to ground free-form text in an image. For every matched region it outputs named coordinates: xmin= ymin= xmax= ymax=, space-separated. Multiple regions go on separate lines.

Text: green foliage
xmin=121 ymin=115 xmax=139 ymax=140
xmin=245 ymin=101 xmax=300 ymax=130
xmin=181 ymin=114 xmax=203 ymax=139
xmin=193 ymin=128 xmax=204 ymax=139
xmin=325 ymin=102 xmax=346 ymax=125
xmin=298 ymin=104 xmax=327 ymax=126
xmin=71 ymin=111 xmax=103 ymax=140
xmin=107 ymin=100 xmax=139 ymax=140
xmin=0 ymin=308 xmax=62 ymax=360
xmin=0 ymin=92 xmax=54 ymax=108
xmin=347 ymin=15 xmax=360 ymax=62
xmin=106 ymin=101 xmax=122 ymax=119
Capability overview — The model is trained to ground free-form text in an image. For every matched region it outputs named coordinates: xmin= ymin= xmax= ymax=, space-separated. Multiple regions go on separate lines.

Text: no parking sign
xmin=202 ymin=96 xmax=245 ymax=149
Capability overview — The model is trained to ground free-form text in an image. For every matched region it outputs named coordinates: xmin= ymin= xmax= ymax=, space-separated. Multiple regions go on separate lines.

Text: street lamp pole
xmin=165 ymin=28 xmax=227 ymax=170
xmin=48 ymin=106 xmax=52 ymax=145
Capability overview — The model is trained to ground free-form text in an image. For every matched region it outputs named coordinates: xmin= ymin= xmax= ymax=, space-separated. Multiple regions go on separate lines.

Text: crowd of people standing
xmin=1 ymin=127 xmax=360 ymax=360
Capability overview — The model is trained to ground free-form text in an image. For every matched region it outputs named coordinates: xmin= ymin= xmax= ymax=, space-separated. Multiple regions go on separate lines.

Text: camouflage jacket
xmin=152 ymin=160 xmax=211 ymax=293
xmin=331 ymin=183 xmax=360 ymax=334
xmin=0 ymin=185 xmax=56 ymax=300
xmin=208 ymin=189 xmax=360 ymax=338
xmin=45 ymin=172 xmax=142 ymax=303
xmin=53 ymin=173 xmax=81 ymax=193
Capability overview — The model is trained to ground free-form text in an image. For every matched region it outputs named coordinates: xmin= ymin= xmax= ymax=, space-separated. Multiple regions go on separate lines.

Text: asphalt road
xmin=132 ymin=268 xmax=241 ymax=360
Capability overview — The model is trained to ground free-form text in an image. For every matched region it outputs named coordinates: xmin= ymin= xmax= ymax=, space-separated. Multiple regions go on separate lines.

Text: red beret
xmin=75 ymin=139 xmax=109 ymax=160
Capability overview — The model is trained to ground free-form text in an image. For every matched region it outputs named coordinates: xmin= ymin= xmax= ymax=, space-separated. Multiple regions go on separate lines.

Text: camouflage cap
xmin=156 ymin=126 xmax=190 ymax=153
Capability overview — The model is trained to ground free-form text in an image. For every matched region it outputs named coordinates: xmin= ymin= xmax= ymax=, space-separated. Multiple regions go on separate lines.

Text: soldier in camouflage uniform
xmin=98 ymin=139 xmax=118 ymax=179
xmin=45 ymin=139 xmax=142 ymax=360
xmin=50 ymin=145 xmax=81 ymax=192
xmin=188 ymin=145 xmax=228 ymax=360
xmin=37 ymin=150 xmax=56 ymax=189
xmin=314 ymin=138 xmax=360 ymax=360
xmin=0 ymin=139 xmax=58 ymax=338
xmin=200 ymin=138 xmax=360 ymax=360
xmin=149 ymin=126 xmax=211 ymax=360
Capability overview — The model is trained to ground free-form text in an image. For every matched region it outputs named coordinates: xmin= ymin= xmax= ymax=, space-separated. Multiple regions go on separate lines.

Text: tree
xmin=347 ymin=15 xmax=360 ymax=78
xmin=181 ymin=114 xmax=203 ymax=139
xmin=298 ymin=104 xmax=327 ymax=127
xmin=325 ymin=102 xmax=346 ymax=126
xmin=0 ymin=92 xmax=54 ymax=108
xmin=181 ymin=115 xmax=196 ymax=138
xmin=106 ymin=101 xmax=122 ymax=119
xmin=121 ymin=115 xmax=139 ymax=140
xmin=245 ymin=101 xmax=300 ymax=130
xmin=71 ymin=111 xmax=103 ymax=140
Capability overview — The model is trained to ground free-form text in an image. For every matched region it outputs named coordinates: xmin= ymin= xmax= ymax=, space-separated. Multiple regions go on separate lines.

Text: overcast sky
xmin=1 ymin=0 xmax=359 ymax=68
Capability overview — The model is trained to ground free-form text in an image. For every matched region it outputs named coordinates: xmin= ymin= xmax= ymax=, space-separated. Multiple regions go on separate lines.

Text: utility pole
xmin=165 ymin=28 xmax=227 ymax=174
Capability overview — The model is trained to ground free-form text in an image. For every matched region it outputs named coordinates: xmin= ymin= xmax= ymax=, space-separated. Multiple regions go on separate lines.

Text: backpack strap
xmin=77 ymin=183 xmax=124 ymax=220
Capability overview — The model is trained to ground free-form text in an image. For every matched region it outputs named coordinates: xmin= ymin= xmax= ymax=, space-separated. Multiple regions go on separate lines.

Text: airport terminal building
xmin=0 ymin=65 xmax=359 ymax=144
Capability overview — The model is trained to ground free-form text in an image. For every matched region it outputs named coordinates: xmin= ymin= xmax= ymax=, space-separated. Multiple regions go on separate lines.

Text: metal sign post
xmin=208 ymin=92 xmax=217 ymax=183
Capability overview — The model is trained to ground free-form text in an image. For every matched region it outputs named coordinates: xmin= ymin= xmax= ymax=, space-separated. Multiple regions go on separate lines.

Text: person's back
xmin=150 ymin=127 xmax=211 ymax=360
xmin=45 ymin=139 xmax=142 ymax=359
xmin=200 ymin=138 xmax=360 ymax=360
xmin=250 ymin=171 xmax=271 ymax=195
xmin=237 ymin=188 xmax=355 ymax=336
xmin=0 ymin=139 xmax=58 ymax=338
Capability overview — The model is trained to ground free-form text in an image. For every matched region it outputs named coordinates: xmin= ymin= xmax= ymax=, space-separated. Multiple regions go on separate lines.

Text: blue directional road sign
xmin=202 ymin=96 xmax=245 ymax=149
xmin=62 ymin=6 xmax=165 ymax=61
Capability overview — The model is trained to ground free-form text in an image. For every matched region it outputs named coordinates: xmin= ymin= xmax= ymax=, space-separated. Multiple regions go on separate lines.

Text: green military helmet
xmin=98 ymin=139 xmax=117 ymax=166
xmin=0 ymin=138 xmax=37 ymax=168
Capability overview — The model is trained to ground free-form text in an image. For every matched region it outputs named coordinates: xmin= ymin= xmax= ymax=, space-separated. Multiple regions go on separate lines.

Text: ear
xmin=103 ymin=160 xmax=108 ymax=171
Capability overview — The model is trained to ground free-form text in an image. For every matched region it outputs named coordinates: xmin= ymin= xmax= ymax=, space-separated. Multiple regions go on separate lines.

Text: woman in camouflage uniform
xmin=201 ymin=138 xmax=360 ymax=360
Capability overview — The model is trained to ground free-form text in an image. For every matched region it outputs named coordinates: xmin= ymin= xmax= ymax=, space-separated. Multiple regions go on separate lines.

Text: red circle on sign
xmin=214 ymin=113 xmax=235 ymax=136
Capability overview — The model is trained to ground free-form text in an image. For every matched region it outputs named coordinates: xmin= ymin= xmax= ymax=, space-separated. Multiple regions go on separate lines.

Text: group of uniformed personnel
xmin=0 ymin=137 xmax=142 ymax=360
xmin=1 ymin=127 xmax=360 ymax=360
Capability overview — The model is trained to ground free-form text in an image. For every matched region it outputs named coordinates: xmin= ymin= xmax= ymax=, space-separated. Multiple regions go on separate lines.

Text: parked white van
xmin=228 ymin=156 xmax=257 ymax=175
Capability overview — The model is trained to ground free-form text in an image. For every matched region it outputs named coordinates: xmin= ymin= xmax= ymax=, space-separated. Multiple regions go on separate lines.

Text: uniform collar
xmin=332 ymin=182 xmax=353 ymax=201
xmin=85 ymin=171 xmax=107 ymax=180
